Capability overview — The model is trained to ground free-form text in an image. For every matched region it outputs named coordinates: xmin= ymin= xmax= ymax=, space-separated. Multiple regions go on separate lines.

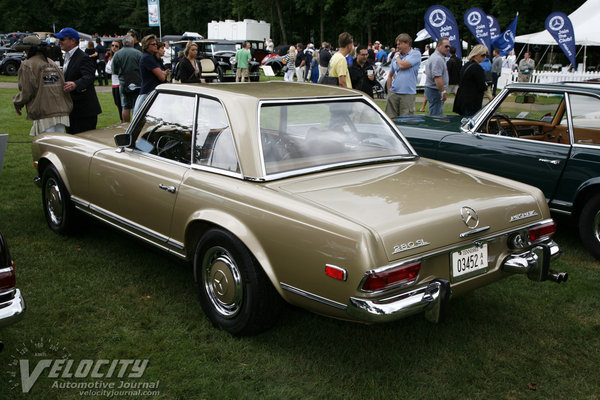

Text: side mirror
xmin=114 ymin=133 xmax=132 ymax=148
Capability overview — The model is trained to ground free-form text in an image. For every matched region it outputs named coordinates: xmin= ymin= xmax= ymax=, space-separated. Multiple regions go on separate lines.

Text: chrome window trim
xmin=256 ymin=96 xmax=416 ymax=179
xmin=280 ymin=282 xmax=347 ymax=310
xmin=191 ymin=94 xmax=243 ymax=176
xmin=565 ymin=92 xmax=600 ymax=148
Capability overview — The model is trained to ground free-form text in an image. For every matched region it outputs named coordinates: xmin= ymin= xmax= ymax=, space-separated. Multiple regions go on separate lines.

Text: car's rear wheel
xmin=578 ymin=194 xmax=600 ymax=260
xmin=193 ymin=228 xmax=283 ymax=335
xmin=41 ymin=165 xmax=77 ymax=234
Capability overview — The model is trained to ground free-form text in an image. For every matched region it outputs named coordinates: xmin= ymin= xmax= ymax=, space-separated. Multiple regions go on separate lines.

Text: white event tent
xmin=515 ymin=0 xmax=600 ymax=46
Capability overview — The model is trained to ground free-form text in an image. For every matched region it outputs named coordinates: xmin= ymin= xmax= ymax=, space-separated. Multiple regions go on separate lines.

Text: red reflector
xmin=325 ymin=264 xmax=347 ymax=281
xmin=0 ymin=261 xmax=16 ymax=291
xmin=528 ymin=221 xmax=556 ymax=243
xmin=362 ymin=262 xmax=421 ymax=291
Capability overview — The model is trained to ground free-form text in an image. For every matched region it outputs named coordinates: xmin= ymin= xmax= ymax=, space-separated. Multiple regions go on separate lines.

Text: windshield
xmin=259 ymin=100 xmax=413 ymax=175
xmin=208 ymin=43 xmax=237 ymax=53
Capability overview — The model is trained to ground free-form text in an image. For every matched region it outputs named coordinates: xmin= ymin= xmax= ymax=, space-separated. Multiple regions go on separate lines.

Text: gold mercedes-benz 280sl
xmin=31 ymin=82 xmax=566 ymax=335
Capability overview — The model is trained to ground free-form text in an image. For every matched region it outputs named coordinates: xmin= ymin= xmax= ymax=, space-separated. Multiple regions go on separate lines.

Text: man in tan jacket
xmin=12 ymin=36 xmax=72 ymax=136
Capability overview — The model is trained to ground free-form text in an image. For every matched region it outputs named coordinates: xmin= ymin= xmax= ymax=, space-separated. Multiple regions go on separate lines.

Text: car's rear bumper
xmin=0 ymin=288 xmax=25 ymax=327
xmin=348 ymin=279 xmax=451 ymax=323
xmin=347 ymin=241 xmax=563 ymax=323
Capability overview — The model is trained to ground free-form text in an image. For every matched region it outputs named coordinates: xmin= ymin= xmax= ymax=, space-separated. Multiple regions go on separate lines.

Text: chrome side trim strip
xmin=73 ymin=199 xmax=187 ymax=259
xmin=280 ymin=282 xmax=347 ymax=310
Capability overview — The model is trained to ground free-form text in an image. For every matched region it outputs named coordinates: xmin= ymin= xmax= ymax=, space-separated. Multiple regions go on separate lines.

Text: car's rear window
xmin=259 ymin=100 xmax=412 ymax=175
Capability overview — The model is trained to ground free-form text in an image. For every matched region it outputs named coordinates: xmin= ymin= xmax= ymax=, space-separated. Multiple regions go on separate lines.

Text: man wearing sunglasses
xmin=53 ymin=27 xmax=101 ymax=134
xmin=424 ymin=38 xmax=450 ymax=116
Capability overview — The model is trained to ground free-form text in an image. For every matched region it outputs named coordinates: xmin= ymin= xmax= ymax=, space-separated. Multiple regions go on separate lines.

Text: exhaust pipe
xmin=547 ymin=270 xmax=568 ymax=284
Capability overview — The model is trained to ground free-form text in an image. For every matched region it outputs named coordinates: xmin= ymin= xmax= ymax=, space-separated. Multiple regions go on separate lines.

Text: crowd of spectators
xmin=10 ymin=26 xmax=533 ymax=131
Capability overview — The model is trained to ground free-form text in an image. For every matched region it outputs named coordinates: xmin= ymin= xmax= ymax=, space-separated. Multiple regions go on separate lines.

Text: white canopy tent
xmin=515 ymin=0 xmax=600 ymax=46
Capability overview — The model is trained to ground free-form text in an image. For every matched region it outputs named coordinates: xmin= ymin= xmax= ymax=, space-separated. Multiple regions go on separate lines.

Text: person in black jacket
xmin=178 ymin=41 xmax=205 ymax=83
xmin=349 ymin=45 xmax=376 ymax=98
xmin=54 ymin=27 xmax=101 ymax=134
xmin=452 ymin=45 xmax=488 ymax=118
xmin=446 ymin=46 xmax=461 ymax=95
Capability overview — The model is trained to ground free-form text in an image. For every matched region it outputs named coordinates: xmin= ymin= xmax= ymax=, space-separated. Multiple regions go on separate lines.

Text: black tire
xmin=193 ymin=228 xmax=283 ymax=336
xmin=578 ymin=194 xmax=600 ymax=260
xmin=41 ymin=165 xmax=77 ymax=234
xmin=216 ymin=66 xmax=224 ymax=82
xmin=3 ymin=61 xmax=18 ymax=76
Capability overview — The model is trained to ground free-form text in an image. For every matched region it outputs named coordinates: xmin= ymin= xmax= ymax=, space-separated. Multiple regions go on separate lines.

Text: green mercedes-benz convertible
xmin=395 ymin=82 xmax=600 ymax=260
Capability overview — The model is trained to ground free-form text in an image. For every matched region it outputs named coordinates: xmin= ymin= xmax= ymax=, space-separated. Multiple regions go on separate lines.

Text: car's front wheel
xmin=579 ymin=194 xmax=600 ymax=260
xmin=193 ymin=228 xmax=283 ymax=335
xmin=41 ymin=165 xmax=77 ymax=234
xmin=3 ymin=61 xmax=19 ymax=76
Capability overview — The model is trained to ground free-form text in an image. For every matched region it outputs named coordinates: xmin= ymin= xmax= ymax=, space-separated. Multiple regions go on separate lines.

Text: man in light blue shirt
xmin=424 ymin=38 xmax=449 ymax=116
xmin=385 ymin=33 xmax=421 ymax=117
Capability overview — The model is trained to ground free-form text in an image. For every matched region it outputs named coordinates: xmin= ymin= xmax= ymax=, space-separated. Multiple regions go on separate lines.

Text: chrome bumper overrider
xmin=501 ymin=240 xmax=566 ymax=283
xmin=348 ymin=279 xmax=451 ymax=324
xmin=0 ymin=289 xmax=26 ymax=327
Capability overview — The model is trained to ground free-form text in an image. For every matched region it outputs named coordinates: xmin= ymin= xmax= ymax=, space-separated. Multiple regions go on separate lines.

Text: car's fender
xmin=36 ymin=153 xmax=73 ymax=194
xmin=572 ymin=177 xmax=600 ymax=216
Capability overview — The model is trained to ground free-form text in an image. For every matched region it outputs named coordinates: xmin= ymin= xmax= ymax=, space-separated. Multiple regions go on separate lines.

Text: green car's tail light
xmin=361 ymin=262 xmax=421 ymax=292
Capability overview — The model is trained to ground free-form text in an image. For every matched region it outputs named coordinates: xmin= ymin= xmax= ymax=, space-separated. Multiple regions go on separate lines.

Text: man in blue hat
xmin=53 ymin=27 xmax=101 ymax=134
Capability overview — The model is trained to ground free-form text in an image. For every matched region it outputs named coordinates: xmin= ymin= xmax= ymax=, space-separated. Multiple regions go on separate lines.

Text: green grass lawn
xmin=0 ymin=87 xmax=598 ymax=399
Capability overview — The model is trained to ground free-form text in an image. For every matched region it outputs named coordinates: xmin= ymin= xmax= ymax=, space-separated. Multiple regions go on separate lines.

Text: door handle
xmin=538 ymin=158 xmax=560 ymax=165
xmin=158 ymin=183 xmax=176 ymax=193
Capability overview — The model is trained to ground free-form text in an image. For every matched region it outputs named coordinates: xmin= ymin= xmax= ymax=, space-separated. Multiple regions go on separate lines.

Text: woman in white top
xmin=105 ymin=40 xmax=123 ymax=122
xmin=283 ymin=46 xmax=296 ymax=82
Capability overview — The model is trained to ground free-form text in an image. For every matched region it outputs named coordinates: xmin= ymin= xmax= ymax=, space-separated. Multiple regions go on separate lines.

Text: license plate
xmin=451 ymin=244 xmax=488 ymax=282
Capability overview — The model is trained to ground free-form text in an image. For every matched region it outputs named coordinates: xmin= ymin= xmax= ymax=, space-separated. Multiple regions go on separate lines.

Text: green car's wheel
xmin=193 ymin=228 xmax=283 ymax=335
xmin=579 ymin=194 xmax=600 ymax=260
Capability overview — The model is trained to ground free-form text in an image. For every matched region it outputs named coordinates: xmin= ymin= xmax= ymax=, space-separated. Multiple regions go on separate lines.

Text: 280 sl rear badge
xmin=393 ymin=239 xmax=430 ymax=254
xmin=510 ymin=210 xmax=539 ymax=222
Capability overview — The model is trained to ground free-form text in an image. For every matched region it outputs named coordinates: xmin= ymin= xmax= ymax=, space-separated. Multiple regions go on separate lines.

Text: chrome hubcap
xmin=45 ymin=178 xmax=63 ymax=226
xmin=202 ymin=246 xmax=243 ymax=318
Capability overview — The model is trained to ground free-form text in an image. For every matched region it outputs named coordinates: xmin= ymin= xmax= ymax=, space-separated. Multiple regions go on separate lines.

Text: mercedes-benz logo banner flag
xmin=464 ymin=8 xmax=491 ymax=53
xmin=491 ymin=13 xmax=518 ymax=56
xmin=545 ymin=12 xmax=577 ymax=68
xmin=424 ymin=5 xmax=462 ymax=59
xmin=487 ymin=15 xmax=501 ymax=41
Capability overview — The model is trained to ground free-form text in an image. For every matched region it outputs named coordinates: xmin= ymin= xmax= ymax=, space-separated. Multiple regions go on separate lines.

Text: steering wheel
xmin=486 ymin=113 xmax=519 ymax=138
xmin=262 ymin=133 xmax=301 ymax=161
xmin=156 ymin=135 xmax=190 ymax=163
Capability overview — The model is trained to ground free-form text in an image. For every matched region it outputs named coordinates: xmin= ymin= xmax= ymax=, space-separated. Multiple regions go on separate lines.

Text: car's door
xmin=552 ymin=92 xmax=600 ymax=210
xmin=436 ymin=89 xmax=572 ymax=200
xmin=88 ymin=92 xmax=196 ymax=244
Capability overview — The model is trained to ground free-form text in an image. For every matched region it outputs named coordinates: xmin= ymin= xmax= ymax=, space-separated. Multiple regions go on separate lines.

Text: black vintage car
xmin=173 ymin=39 xmax=260 ymax=82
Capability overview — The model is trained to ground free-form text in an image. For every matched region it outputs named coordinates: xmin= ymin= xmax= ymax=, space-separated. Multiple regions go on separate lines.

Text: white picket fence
xmin=499 ymin=68 xmax=600 ymax=88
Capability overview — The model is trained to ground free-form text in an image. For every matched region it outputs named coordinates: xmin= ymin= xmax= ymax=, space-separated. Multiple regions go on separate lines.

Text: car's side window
xmin=193 ymin=97 xmax=240 ymax=172
xmin=133 ymin=93 xmax=195 ymax=164
xmin=568 ymin=94 xmax=600 ymax=145
xmin=494 ymin=91 xmax=564 ymax=122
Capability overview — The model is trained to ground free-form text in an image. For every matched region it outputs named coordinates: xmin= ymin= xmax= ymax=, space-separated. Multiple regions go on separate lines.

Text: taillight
xmin=361 ymin=262 xmax=421 ymax=292
xmin=0 ymin=260 xmax=16 ymax=291
xmin=528 ymin=221 xmax=556 ymax=243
